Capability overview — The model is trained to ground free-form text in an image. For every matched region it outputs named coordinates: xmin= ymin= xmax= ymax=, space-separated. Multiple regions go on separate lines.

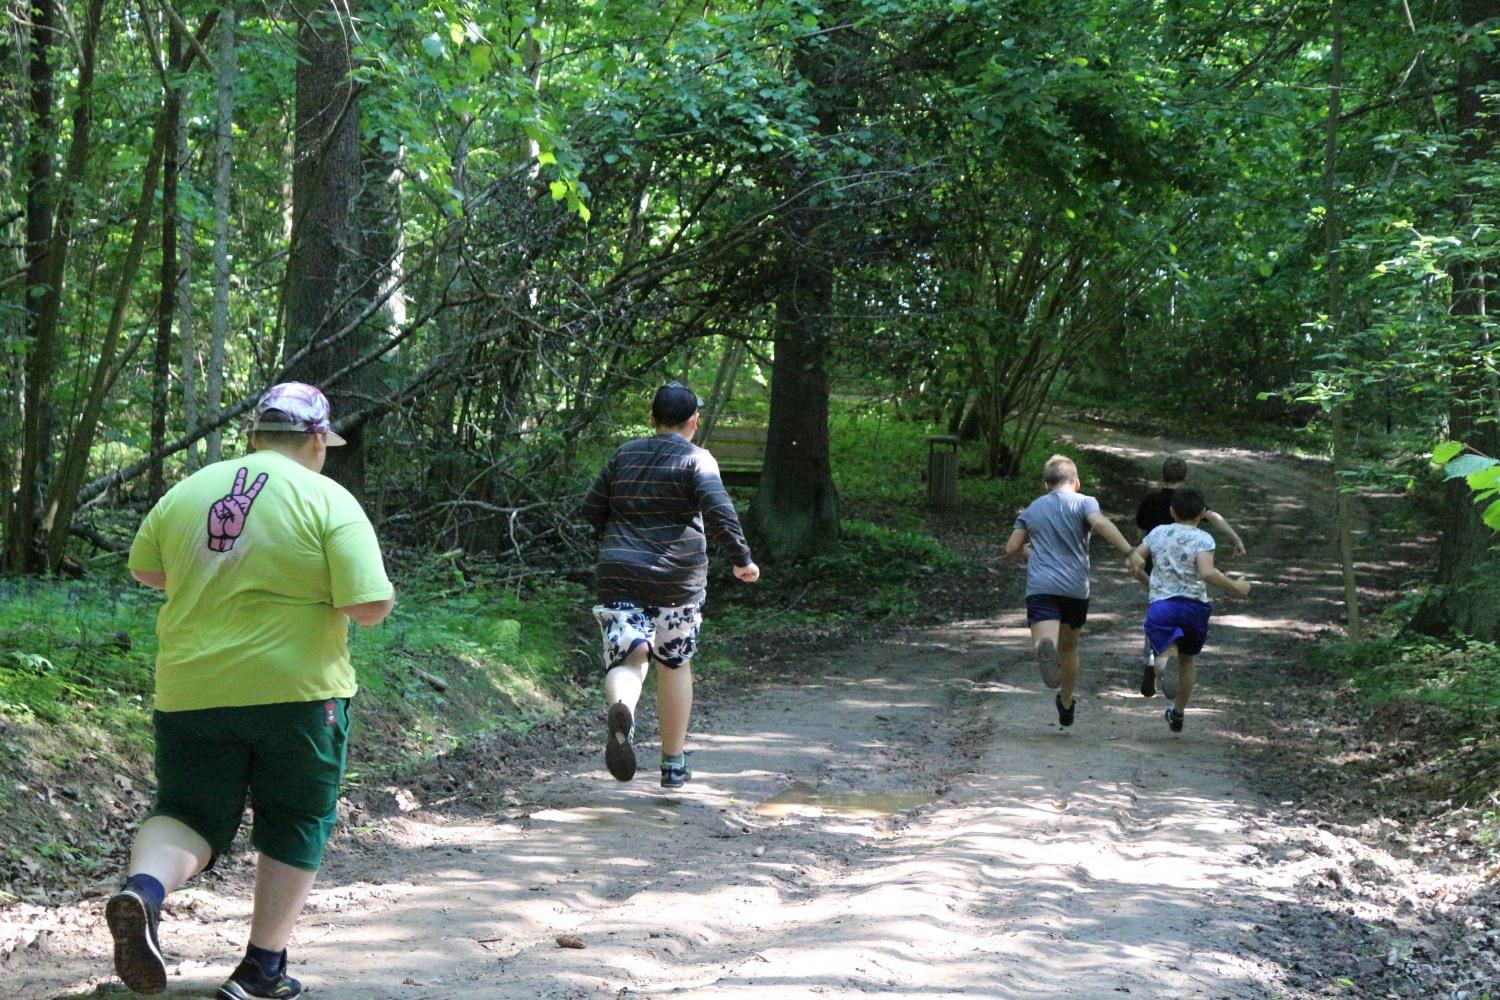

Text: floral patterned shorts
xmin=592 ymin=601 xmax=702 ymax=670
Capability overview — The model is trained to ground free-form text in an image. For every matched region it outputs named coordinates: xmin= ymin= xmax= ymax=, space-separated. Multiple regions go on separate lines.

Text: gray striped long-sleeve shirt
xmin=580 ymin=433 xmax=754 ymax=608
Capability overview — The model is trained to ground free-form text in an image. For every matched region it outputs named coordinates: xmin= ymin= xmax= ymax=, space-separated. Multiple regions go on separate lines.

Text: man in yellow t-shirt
xmin=107 ymin=383 xmax=394 ymax=1000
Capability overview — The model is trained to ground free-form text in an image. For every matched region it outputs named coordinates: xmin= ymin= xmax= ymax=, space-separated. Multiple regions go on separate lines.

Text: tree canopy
xmin=2 ymin=0 xmax=1499 ymax=634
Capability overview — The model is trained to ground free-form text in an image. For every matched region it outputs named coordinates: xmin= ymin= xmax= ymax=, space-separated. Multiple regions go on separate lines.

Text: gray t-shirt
xmin=1014 ymin=490 xmax=1102 ymax=599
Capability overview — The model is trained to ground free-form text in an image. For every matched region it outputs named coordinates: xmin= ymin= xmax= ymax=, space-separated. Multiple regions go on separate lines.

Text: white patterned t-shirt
xmin=1143 ymin=523 xmax=1216 ymax=603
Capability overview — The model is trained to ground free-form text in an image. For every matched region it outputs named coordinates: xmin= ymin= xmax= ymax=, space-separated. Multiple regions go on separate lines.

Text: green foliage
xmin=1433 ymin=442 xmax=1500 ymax=533
xmin=706 ymin=517 xmax=966 ymax=640
xmin=1311 ymin=636 xmax=1500 ymax=728
xmin=0 ymin=577 xmax=160 ymax=723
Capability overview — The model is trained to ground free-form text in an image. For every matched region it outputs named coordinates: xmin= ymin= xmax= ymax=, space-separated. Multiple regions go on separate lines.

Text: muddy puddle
xmin=752 ymin=782 xmax=936 ymax=819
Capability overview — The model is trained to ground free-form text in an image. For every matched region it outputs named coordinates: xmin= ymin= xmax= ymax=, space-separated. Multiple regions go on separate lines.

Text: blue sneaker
xmin=217 ymin=956 xmax=303 ymax=999
xmin=661 ymin=752 xmax=692 ymax=789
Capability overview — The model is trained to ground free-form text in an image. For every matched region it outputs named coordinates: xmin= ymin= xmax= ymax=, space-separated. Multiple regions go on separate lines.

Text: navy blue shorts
xmin=1144 ymin=596 xmax=1212 ymax=657
xmin=1025 ymin=594 xmax=1089 ymax=630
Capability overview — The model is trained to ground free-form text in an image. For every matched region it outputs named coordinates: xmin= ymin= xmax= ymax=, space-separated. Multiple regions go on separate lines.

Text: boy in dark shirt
xmin=1135 ymin=456 xmax=1246 ymax=551
xmin=580 ymin=383 xmax=760 ymax=787
xmin=1132 ymin=456 xmax=1245 ymax=696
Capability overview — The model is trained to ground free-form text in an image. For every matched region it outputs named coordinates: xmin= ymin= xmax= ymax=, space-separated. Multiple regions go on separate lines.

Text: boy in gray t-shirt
xmin=1006 ymin=455 xmax=1135 ymax=728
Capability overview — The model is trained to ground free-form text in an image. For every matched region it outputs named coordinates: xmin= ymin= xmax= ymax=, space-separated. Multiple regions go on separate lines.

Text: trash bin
xmin=927 ymin=435 xmax=960 ymax=508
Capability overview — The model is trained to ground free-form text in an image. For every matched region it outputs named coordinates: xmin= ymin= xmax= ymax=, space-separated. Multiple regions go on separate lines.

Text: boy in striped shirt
xmin=581 ymin=383 xmax=760 ymax=787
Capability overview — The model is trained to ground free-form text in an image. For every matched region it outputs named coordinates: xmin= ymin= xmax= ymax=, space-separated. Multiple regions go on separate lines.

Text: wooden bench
xmin=703 ymin=426 xmax=767 ymax=487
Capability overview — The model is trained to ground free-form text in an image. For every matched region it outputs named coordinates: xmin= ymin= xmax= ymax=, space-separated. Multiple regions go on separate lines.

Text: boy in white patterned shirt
xmin=1126 ymin=485 xmax=1251 ymax=732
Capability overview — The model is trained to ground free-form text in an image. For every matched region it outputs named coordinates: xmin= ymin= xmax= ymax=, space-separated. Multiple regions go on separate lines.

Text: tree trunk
xmin=1324 ymin=0 xmax=1361 ymax=641
xmin=1408 ymin=0 xmax=1500 ymax=639
xmin=745 ymin=236 xmax=840 ymax=562
xmin=149 ymin=20 xmax=183 ymax=503
xmin=8 ymin=0 xmax=104 ymax=571
xmin=7 ymin=0 xmax=57 ymax=572
xmin=281 ymin=0 xmax=366 ymax=497
xmin=206 ymin=4 xmax=235 ymax=465
xmin=179 ymin=108 xmax=199 ymax=474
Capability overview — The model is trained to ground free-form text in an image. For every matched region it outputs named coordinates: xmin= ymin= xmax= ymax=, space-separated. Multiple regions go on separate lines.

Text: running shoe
xmin=1055 ymin=693 xmax=1075 ymax=728
xmin=661 ymin=752 xmax=692 ymax=789
xmin=1157 ymin=651 xmax=1180 ymax=701
xmin=1164 ymin=707 xmax=1184 ymax=733
xmin=1139 ymin=663 xmax=1156 ymax=698
xmin=605 ymin=702 xmax=636 ymax=782
xmin=106 ymin=886 xmax=166 ymax=995
xmin=217 ymin=956 xmax=303 ymax=1000
xmin=1036 ymin=638 xmax=1061 ymax=689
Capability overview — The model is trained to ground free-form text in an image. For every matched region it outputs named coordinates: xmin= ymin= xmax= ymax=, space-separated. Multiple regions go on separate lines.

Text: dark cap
xmin=652 ymin=382 xmax=701 ymax=425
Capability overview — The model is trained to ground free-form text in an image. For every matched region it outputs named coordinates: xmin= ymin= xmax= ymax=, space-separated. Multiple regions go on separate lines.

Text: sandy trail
xmin=17 ymin=426 xmax=1388 ymax=999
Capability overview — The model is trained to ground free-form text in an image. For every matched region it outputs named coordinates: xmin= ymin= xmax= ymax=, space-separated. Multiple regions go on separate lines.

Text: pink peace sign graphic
xmin=206 ymin=467 xmax=270 ymax=552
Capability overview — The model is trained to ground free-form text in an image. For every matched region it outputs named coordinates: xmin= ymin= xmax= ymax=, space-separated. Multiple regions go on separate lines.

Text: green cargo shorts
xmin=150 ymin=698 xmax=351 ymax=872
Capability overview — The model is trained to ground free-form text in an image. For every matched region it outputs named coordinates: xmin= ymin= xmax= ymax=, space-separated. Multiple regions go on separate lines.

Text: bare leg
xmin=1028 ymin=619 xmax=1060 ymax=651
xmin=128 ymin=815 xmax=212 ymax=892
xmin=1029 ymin=619 xmax=1063 ymax=689
xmin=1057 ymin=625 xmax=1082 ymax=708
xmin=656 ymin=661 xmax=693 ymax=758
xmin=247 ymin=854 xmax=318 ymax=953
xmin=1174 ymin=654 xmax=1197 ymax=715
xmin=604 ymin=641 xmax=651 ymax=714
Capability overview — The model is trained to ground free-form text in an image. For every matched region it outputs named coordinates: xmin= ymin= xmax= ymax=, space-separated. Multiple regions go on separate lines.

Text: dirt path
xmin=7 ymin=427 xmax=1426 ymax=999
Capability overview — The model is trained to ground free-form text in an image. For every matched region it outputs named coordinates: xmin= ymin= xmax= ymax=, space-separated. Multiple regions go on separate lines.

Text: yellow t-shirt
xmin=128 ymin=451 xmax=394 ymax=712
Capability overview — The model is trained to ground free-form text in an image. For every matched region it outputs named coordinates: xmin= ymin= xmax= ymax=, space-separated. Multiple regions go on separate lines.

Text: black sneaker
xmin=660 ymin=753 xmax=692 ymax=789
xmin=1139 ymin=663 xmax=1156 ymax=698
xmin=1158 ymin=651 xmax=1180 ymax=700
xmin=106 ymin=887 xmax=166 ymax=995
xmin=1036 ymin=638 xmax=1061 ymax=689
xmin=1055 ymin=693 xmax=1075 ymax=728
xmin=1164 ymin=707 xmax=1184 ymax=733
xmin=217 ymin=957 xmax=304 ymax=1000
xmin=605 ymin=702 xmax=636 ymax=782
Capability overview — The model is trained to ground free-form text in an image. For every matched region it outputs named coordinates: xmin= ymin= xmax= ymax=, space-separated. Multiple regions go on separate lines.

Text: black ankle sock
xmin=244 ymin=943 xmax=286 ymax=979
xmin=122 ymin=873 xmax=165 ymax=911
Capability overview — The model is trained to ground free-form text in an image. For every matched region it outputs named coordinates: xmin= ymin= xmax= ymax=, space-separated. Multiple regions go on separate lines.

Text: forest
xmin=10 ymin=1 xmax=1500 ymax=995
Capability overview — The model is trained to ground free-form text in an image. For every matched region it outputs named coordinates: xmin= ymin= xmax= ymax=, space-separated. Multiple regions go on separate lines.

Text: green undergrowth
xmin=1311 ymin=636 xmax=1500 ymax=729
xmin=0 ymin=562 xmax=589 ymax=777
xmin=345 ymin=559 xmax=591 ymax=776
xmin=701 ymin=518 xmax=967 ymax=647
xmin=828 ymin=405 xmax=1059 ymax=516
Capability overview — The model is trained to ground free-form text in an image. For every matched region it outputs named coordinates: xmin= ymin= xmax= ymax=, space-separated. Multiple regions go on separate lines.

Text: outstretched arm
xmin=1126 ymin=542 xmax=1150 ymax=588
xmin=1204 ymin=510 xmax=1246 ymax=556
xmin=694 ymin=454 xmax=758 ymax=582
xmin=1086 ymin=511 xmax=1136 ymax=556
xmin=1196 ymin=550 xmax=1251 ymax=596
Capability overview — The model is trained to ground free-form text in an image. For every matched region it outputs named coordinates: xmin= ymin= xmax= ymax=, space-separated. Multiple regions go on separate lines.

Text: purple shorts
xmin=1144 ymin=596 xmax=1211 ymax=657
